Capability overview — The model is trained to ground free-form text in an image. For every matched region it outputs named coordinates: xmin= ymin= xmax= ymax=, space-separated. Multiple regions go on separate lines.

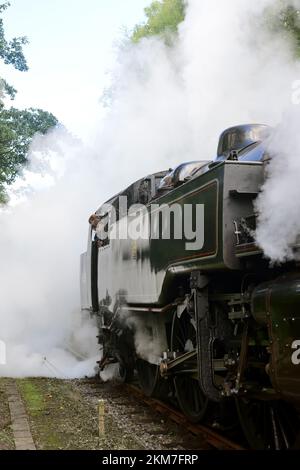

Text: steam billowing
xmin=1 ymin=0 xmax=300 ymax=377
xmin=255 ymin=107 xmax=300 ymax=262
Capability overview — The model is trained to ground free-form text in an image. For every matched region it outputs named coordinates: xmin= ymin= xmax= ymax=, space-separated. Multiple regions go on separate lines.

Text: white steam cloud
xmin=255 ymin=106 xmax=300 ymax=262
xmin=1 ymin=0 xmax=300 ymax=377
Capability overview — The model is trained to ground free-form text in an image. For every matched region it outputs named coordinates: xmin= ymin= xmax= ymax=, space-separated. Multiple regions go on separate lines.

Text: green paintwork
xmin=149 ymin=179 xmax=220 ymax=271
xmin=147 ymin=162 xmax=225 ymax=274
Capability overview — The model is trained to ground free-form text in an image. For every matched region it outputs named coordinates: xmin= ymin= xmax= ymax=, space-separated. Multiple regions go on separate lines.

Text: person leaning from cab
xmin=88 ymin=213 xmax=109 ymax=248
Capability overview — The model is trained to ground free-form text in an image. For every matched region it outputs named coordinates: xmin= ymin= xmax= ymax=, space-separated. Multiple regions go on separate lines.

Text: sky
xmin=2 ymin=0 xmax=149 ymax=139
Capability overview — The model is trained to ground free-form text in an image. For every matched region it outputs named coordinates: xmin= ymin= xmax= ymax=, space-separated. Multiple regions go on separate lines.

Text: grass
xmin=16 ymin=378 xmax=100 ymax=449
xmin=9 ymin=377 xmax=143 ymax=450
xmin=17 ymin=379 xmax=45 ymax=416
xmin=0 ymin=379 xmax=15 ymax=450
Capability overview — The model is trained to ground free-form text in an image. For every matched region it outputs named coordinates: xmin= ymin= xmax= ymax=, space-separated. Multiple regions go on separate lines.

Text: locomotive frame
xmin=80 ymin=124 xmax=300 ymax=449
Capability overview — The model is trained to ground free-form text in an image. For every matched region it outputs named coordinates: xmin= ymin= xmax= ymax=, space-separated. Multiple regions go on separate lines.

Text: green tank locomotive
xmin=80 ymin=123 xmax=300 ymax=449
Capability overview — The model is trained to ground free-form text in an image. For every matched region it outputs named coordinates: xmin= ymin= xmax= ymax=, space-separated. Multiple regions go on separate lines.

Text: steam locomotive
xmin=80 ymin=124 xmax=300 ymax=449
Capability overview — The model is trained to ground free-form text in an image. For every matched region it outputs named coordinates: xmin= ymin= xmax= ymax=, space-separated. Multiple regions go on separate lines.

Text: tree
xmin=0 ymin=2 xmax=28 ymax=74
xmin=279 ymin=5 xmax=300 ymax=55
xmin=0 ymin=108 xmax=58 ymax=193
xmin=131 ymin=0 xmax=185 ymax=44
xmin=132 ymin=0 xmax=300 ymax=55
xmin=264 ymin=2 xmax=300 ymax=57
xmin=0 ymin=2 xmax=58 ymax=202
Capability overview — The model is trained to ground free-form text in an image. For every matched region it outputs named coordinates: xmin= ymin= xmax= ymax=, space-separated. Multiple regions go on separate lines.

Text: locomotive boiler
xmin=80 ymin=123 xmax=300 ymax=449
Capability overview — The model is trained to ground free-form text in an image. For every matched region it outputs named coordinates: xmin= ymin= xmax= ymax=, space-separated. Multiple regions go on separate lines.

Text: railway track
xmin=81 ymin=377 xmax=244 ymax=450
xmin=124 ymin=383 xmax=244 ymax=451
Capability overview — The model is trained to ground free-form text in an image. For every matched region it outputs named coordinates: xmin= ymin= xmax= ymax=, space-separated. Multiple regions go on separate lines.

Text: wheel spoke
xmin=171 ymin=310 xmax=208 ymax=423
xmin=236 ymin=397 xmax=299 ymax=449
xmin=136 ymin=359 xmax=159 ymax=397
xmin=175 ymin=333 xmax=186 ymax=350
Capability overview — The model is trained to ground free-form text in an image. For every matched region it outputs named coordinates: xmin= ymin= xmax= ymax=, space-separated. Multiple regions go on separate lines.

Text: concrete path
xmin=5 ymin=381 xmax=36 ymax=450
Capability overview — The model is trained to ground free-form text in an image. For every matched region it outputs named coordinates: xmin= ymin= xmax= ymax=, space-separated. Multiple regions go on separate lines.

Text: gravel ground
xmin=0 ymin=379 xmax=15 ymax=450
xmin=77 ymin=378 xmax=209 ymax=450
xmin=16 ymin=377 xmax=144 ymax=450
xmin=0 ymin=376 xmax=208 ymax=450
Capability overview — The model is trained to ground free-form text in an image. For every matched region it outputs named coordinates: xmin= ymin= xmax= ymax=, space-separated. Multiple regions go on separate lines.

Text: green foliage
xmin=265 ymin=2 xmax=300 ymax=56
xmin=279 ymin=5 xmax=300 ymax=54
xmin=0 ymin=2 xmax=28 ymax=72
xmin=0 ymin=122 xmax=14 ymax=202
xmin=0 ymin=2 xmax=58 ymax=202
xmin=0 ymin=77 xmax=16 ymax=100
xmin=132 ymin=0 xmax=185 ymax=44
xmin=0 ymin=108 xmax=58 ymax=199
